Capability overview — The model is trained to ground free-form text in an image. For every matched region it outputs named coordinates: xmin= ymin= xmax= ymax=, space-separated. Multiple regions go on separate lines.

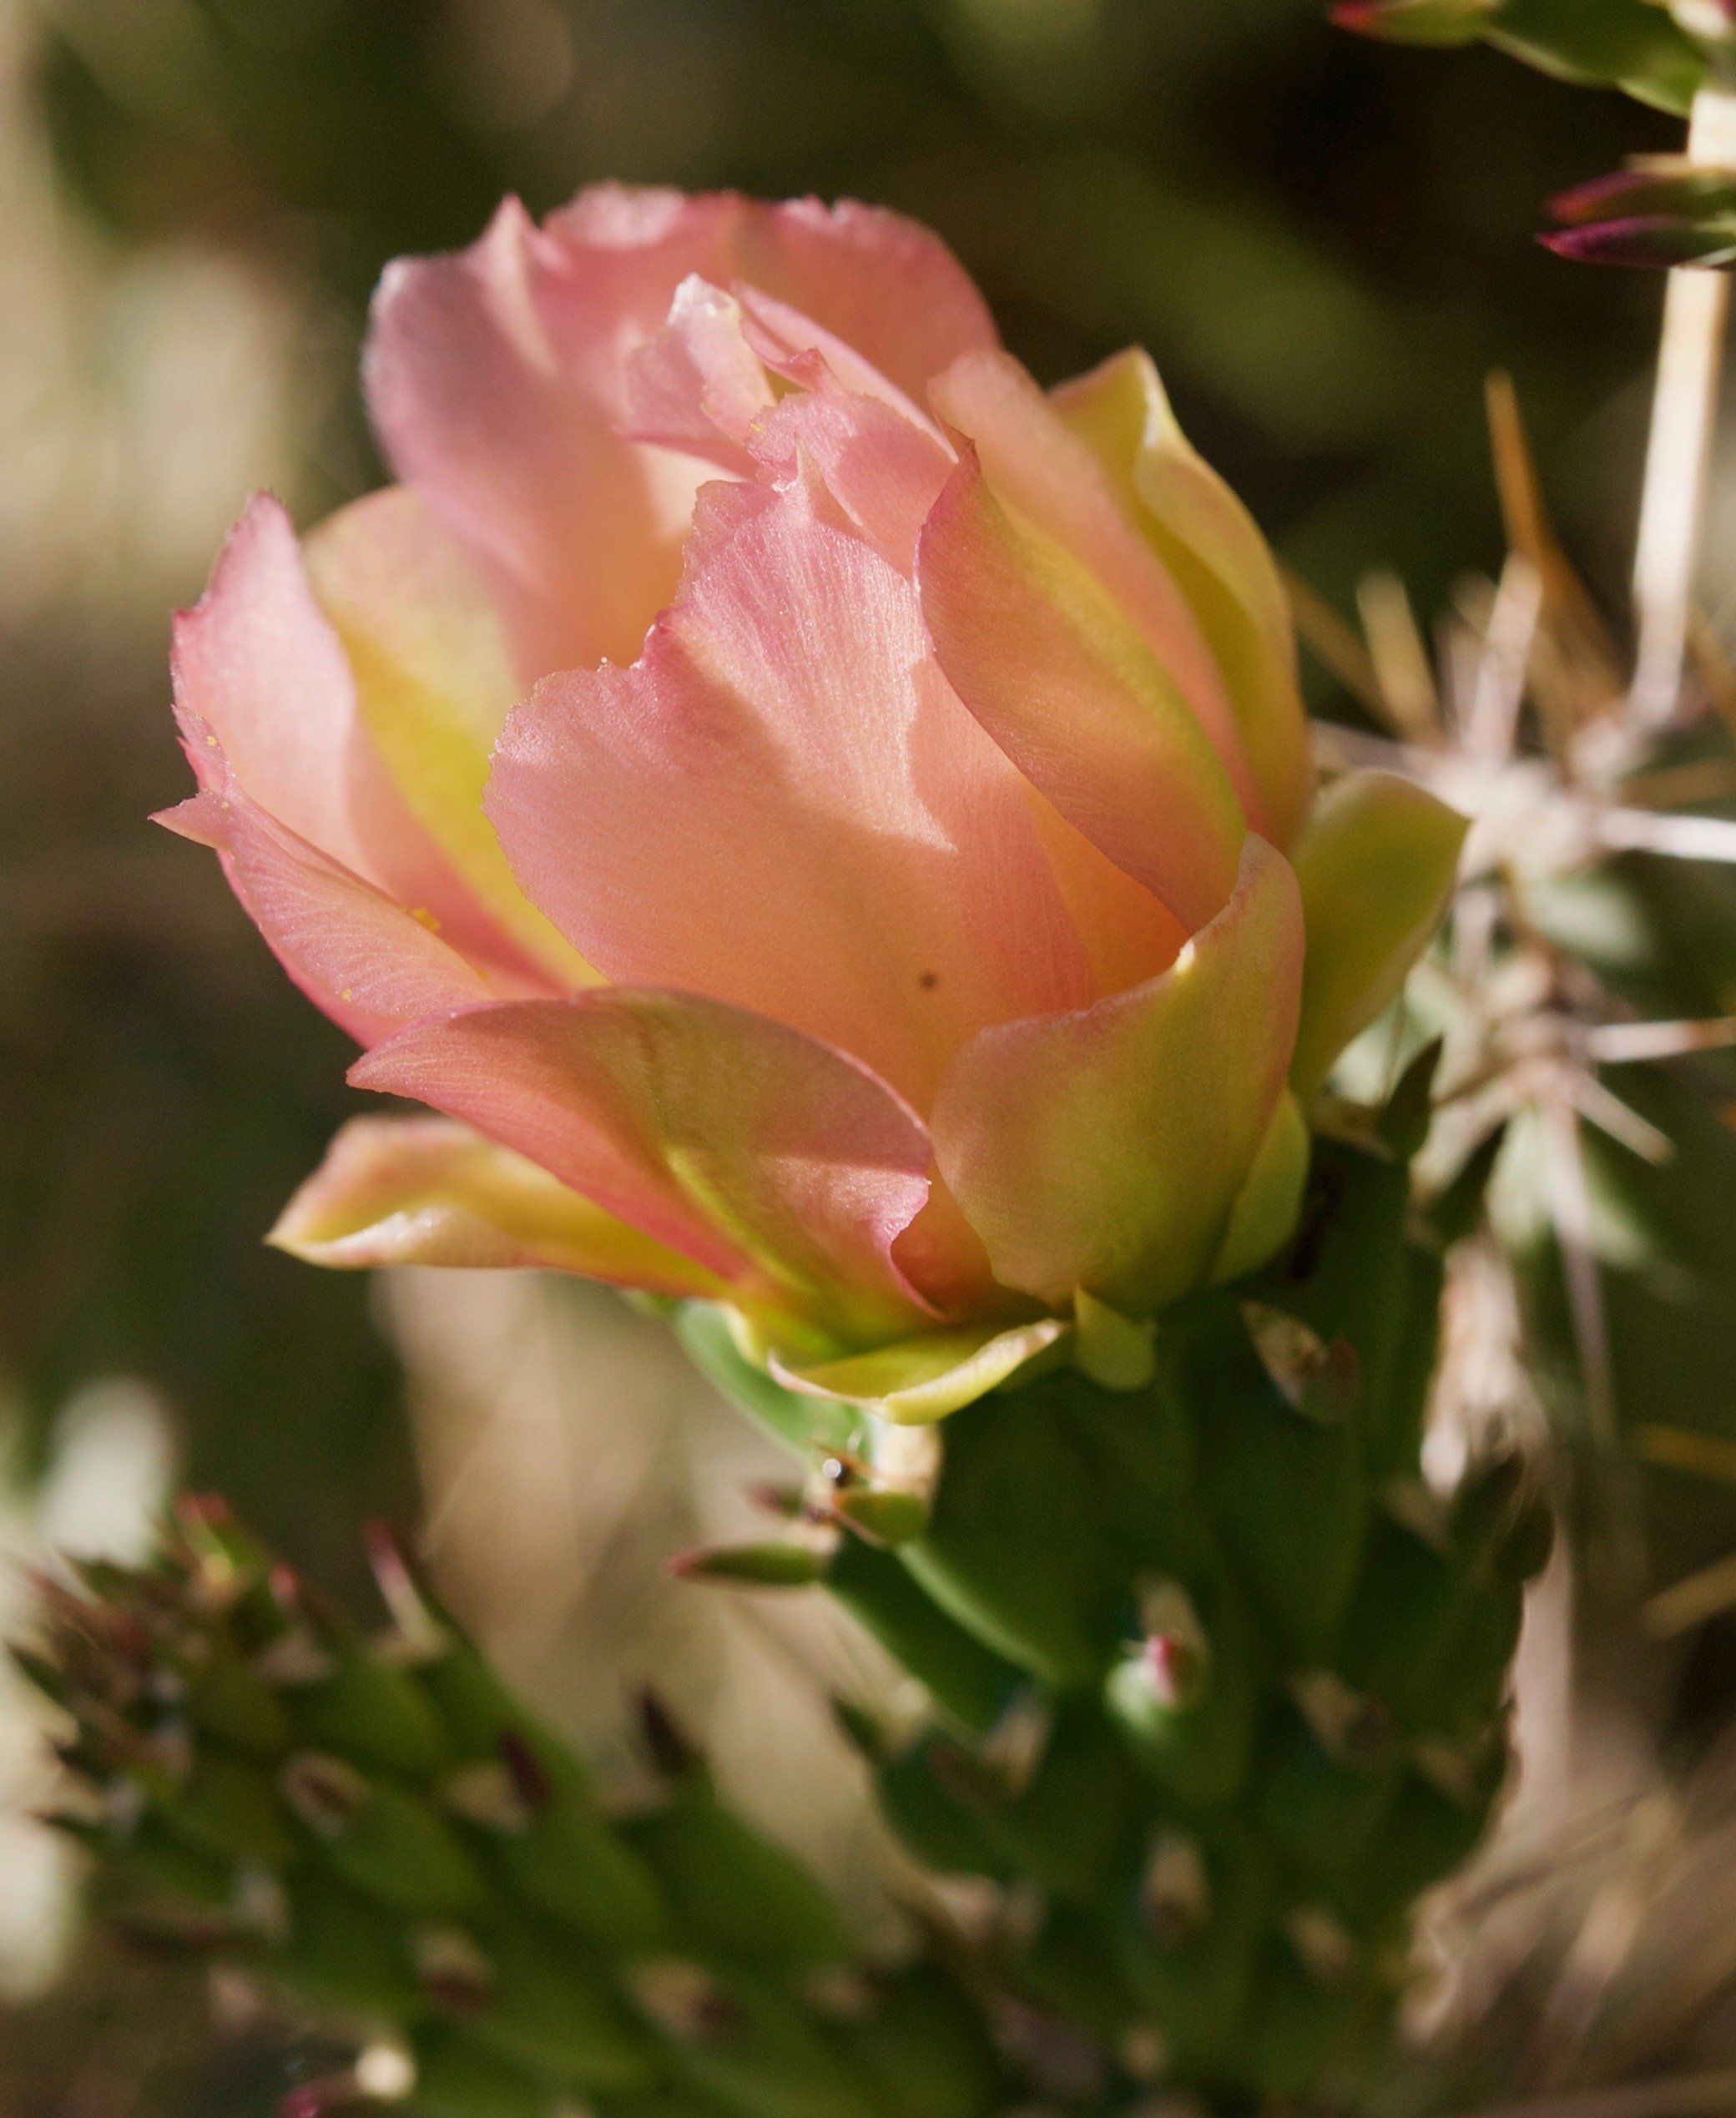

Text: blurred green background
xmin=0 ymin=0 xmax=1718 ymax=2109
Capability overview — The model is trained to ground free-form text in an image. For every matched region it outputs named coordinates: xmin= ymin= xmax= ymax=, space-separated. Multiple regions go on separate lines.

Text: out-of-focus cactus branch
xmin=17 ymin=1499 xmax=1008 ymax=2118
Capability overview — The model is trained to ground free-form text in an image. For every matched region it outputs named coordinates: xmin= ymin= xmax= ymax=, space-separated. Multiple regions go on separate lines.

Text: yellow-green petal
xmin=1054 ymin=347 xmax=1313 ymax=849
xmin=1210 ymin=1089 xmax=1309 ymax=1285
xmin=918 ymin=442 xmax=1247 ymax=937
xmin=934 ymin=836 xmax=1305 ymax=1319
xmin=303 ymin=487 xmax=593 ymax=986
xmin=270 ymin=1113 xmax=730 ymax=1298
xmin=771 ymin=1319 xmax=1072 ymax=1425
xmin=1289 ymin=769 xmax=1467 ymax=1103
xmin=1072 ymin=1288 xmax=1157 ymax=1390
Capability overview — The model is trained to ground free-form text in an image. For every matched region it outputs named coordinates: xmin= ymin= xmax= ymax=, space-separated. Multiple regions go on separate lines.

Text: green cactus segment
xmin=33 ymin=1077 xmax=1542 ymax=2114
xmin=689 ymin=1080 xmax=1547 ymax=2106
xmin=1333 ymin=0 xmax=1709 ymax=113
xmin=22 ymin=1503 xmax=1005 ymax=2118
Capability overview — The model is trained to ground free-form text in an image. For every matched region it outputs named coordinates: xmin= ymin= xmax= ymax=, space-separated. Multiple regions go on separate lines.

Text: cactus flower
xmin=161 ymin=187 xmax=1464 ymax=1418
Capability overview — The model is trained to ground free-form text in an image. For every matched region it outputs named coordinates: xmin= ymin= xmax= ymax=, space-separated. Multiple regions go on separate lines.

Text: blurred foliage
xmin=1331 ymin=0 xmax=1709 ymax=115
xmin=0 ymin=628 xmax=416 ymax=1598
xmin=24 ymin=0 xmax=1677 ymax=599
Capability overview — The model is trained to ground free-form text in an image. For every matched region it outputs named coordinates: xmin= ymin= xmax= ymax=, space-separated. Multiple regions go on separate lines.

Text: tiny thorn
xmin=832 ymin=1697 xmax=887 ymax=1759
xmin=1242 ymin=1303 xmax=1360 ymax=1422
xmin=174 ymin=1493 xmax=233 ymax=1527
xmin=1380 ymin=1036 xmax=1444 ymax=1157
xmin=746 ymin=1479 xmax=807 ymax=1520
xmin=361 ymin=1521 xmax=446 ymax=1659
xmin=667 ymin=1541 xmax=828 ymax=1588
xmin=638 ymin=1690 xmax=700 ymax=1779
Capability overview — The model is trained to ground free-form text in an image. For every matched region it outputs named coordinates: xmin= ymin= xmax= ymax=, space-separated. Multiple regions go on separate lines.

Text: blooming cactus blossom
xmin=162 ymin=187 xmax=1465 ymax=1420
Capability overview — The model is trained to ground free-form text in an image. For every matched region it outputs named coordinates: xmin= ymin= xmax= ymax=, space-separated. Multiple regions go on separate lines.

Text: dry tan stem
xmin=1630 ymin=90 xmax=1736 ymax=731
xmin=1452 ymin=2068 xmax=1736 ymax=2118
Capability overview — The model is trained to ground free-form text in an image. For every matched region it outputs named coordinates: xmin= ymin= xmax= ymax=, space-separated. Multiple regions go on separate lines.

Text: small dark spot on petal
xmin=918 ymin=970 xmax=939 ymax=991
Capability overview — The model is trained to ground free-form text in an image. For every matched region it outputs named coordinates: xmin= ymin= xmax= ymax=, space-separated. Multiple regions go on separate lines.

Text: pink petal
xmin=749 ymin=384 xmax=955 ymax=577
xmin=365 ymin=195 xmax=725 ymax=682
xmin=170 ymin=495 xmax=532 ymax=983
xmin=918 ymin=444 xmax=1246 ymax=936
xmin=487 ymin=477 xmax=1095 ymax=1112
xmin=621 ymin=275 xmax=776 ymax=472
xmin=626 ymin=274 xmax=956 ymax=574
xmin=158 ymin=778 xmax=493 ymax=1047
xmin=736 ymin=196 xmax=999 ymax=406
xmin=932 ymin=836 xmax=1305 ymax=1317
xmin=270 ymin=1113 xmax=729 ymax=1298
xmin=545 ymin=185 xmax=997 ymax=409
xmin=930 ymin=350 xmax=1260 ymax=825
xmin=734 ymin=284 xmax=946 ymax=441
xmin=366 ymin=188 xmax=997 ymax=688
xmin=169 ymin=496 xmax=381 ymax=880
xmin=351 ymin=990 xmax=941 ymax=1349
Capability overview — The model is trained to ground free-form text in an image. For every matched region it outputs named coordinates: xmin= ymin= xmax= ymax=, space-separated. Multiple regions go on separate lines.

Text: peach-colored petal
xmin=158 ymin=779 xmax=493 ymax=1047
xmin=169 ymin=497 xmax=368 ymax=871
xmin=747 ymin=366 xmax=1179 ymax=996
xmin=1054 ymin=348 xmax=1314 ymax=850
xmin=734 ymin=285 xmax=946 ymax=442
xmin=918 ymin=445 xmax=1246 ymax=936
xmin=890 ymin=1170 xmax=1016 ymax=1323
xmin=931 ymin=837 xmax=1305 ymax=1318
xmin=350 ymin=990 xmax=940 ymax=1349
xmin=549 ymin=186 xmax=995 ymax=411
xmin=1018 ymin=789 xmax=1189 ymax=999
xmin=487 ymin=477 xmax=1094 ymax=1112
xmin=270 ymin=1114 xmax=729 ymax=1298
xmin=930 ymin=350 xmax=1260 ymax=824
xmin=623 ymin=271 xmax=956 ymax=575
xmin=365 ymin=196 xmax=723 ymax=682
xmin=301 ymin=487 xmax=593 ymax=988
